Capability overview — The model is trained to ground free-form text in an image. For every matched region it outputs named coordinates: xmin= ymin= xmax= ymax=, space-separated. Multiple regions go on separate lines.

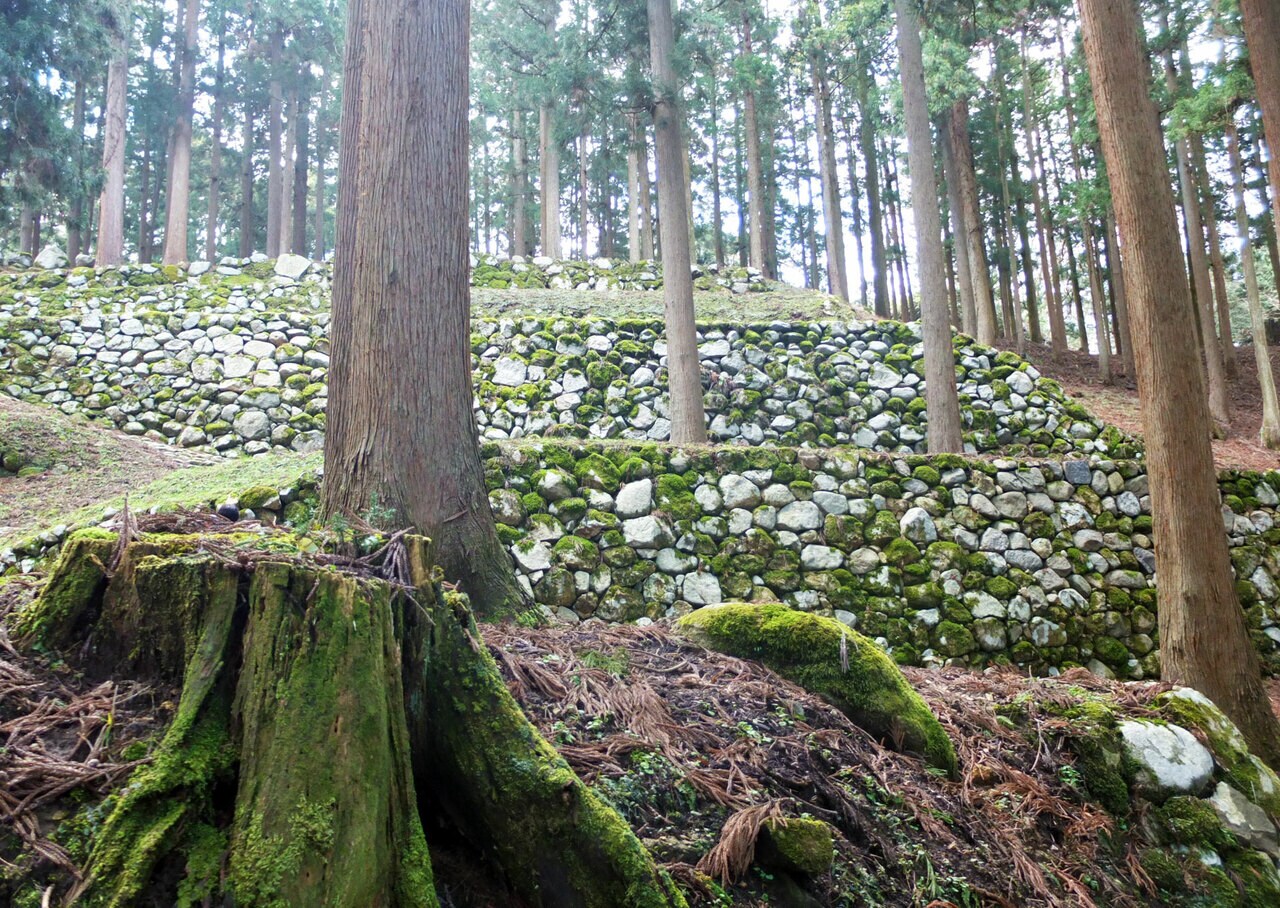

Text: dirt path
xmin=0 ymin=395 xmax=216 ymax=542
xmin=1012 ymin=340 xmax=1280 ymax=472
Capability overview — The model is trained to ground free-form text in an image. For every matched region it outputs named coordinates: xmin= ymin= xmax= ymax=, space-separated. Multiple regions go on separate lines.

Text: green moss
xmin=12 ymin=529 xmax=115 ymax=647
xmin=757 ymin=817 xmax=835 ymax=876
xmin=1153 ymin=797 xmax=1233 ymax=850
xmin=677 ymin=603 xmax=957 ymax=776
xmin=574 ymin=453 xmax=622 ymax=493
xmin=236 ymin=485 xmax=280 ymax=509
xmin=655 ymin=473 xmax=700 ymax=521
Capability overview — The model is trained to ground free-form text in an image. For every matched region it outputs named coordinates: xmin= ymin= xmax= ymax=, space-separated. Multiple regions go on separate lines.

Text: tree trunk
xmin=1190 ymin=130 xmax=1236 ymax=378
xmin=1227 ymin=119 xmax=1280 ymax=448
xmin=811 ymin=54 xmax=847 ymax=300
xmin=1079 ymin=0 xmax=1280 ymax=769
xmin=265 ymin=27 xmax=285 ymax=259
xmin=68 ymin=81 xmax=87 ymax=262
xmin=239 ymin=102 xmax=255 ymax=259
xmin=842 ymin=115 xmax=869 ymax=309
xmin=31 ymin=530 xmax=685 ymax=906
xmin=742 ymin=15 xmax=767 ymax=277
xmin=162 ymin=0 xmax=199 ymax=263
xmin=96 ymin=4 xmax=130 ymax=268
xmin=649 ymin=0 xmax=708 ymax=445
xmin=292 ymin=90 xmax=311 ymax=255
xmin=628 ymin=112 xmax=643 ymax=262
xmin=1160 ymin=41 xmax=1230 ymax=435
xmin=856 ymin=61 xmax=890 ymax=316
xmin=539 ymin=103 xmax=561 ymax=259
xmin=941 ymin=128 xmax=977 ymax=336
xmin=1241 ymin=0 xmax=1280 ymax=253
xmin=709 ymin=73 xmax=725 ymax=269
xmin=946 ymin=100 xmax=998 ymax=344
xmin=324 ymin=0 xmax=525 ymax=618
xmin=894 ymin=0 xmax=963 ymax=453
xmin=206 ymin=28 xmax=225 ymax=262
xmin=280 ymin=91 xmax=296 ymax=255
xmin=578 ymin=127 xmax=590 ymax=259
xmin=1104 ymin=210 xmax=1134 ymax=378
xmin=313 ymin=79 xmax=327 ymax=260
xmin=138 ymin=139 xmax=153 ymax=263
xmin=511 ymin=109 xmax=528 ymax=257
xmin=1021 ymin=30 xmax=1066 ymax=353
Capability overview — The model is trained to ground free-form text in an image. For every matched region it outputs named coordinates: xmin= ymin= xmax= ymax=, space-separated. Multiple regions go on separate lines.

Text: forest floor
xmin=1011 ymin=339 xmax=1280 ymax=472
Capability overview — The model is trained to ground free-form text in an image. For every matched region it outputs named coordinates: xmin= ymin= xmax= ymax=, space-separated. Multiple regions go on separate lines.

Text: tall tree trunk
xmin=1079 ymin=0 xmax=1280 ymax=770
xmin=649 ymin=0 xmax=707 ymax=444
xmin=946 ymin=100 xmax=998 ymax=344
xmin=292 ymin=90 xmax=311 ymax=255
xmin=638 ymin=121 xmax=655 ymax=261
xmin=265 ymin=26 xmax=285 ymax=258
xmin=842 ymin=115 xmax=869 ymax=309
xmin=811 ymin=54 xmax=847 ymax=300
xmin=1227 ymin=119 xmax=1280 ymax=448
xmin=856 ymin=61 xmax=889 ymax=316
xmin=578 ymin=127 xmax=590 ymax=259
xmin=325 ymin=0 xmax=526 ymax=618
xmin=734 ymin=101 xmax=747 ymax=266
xmin=239 ymin=101 xmax=255 ymax=259
xmin=96 ymin=3 xmax=130 ymax=267
xmin=1104 ymin=210 xmax=1134 ymax=378
xmin=1241 ymin=0 xmax=1280 ymax=253
xmin=138 ymin=139 xmax=153 ymax=263
xmin=68 ymin=80 xmax=87 ymax=262
xmin=1160 ymin=38 xmax=1230 ymax=435
xmin=889 ymin=151 xmax=916 ymax=319
xmin=162 ymin=0 xmax=199 ymax=263
xmin=894 ymin=0 xmax=962 ymax=452
xmin=1190 ymin=131 xmax=1236 ymax=378
xmin=941 ymin=128 xmax=978 ymax=335
xmin=280 ymin=91 xmax=296 ymax=255
xmin=742 ymin=14 xmax=767 ymax=277
xmin=206 ymin=28 xmax=226 ymax=262
xmin=627 ymin=111 xmax=643 ymax=262
xmin=508 ymin=110 xmax=526 ymax=256
xmin=539 ymin=104 xmax=561 ymax=259
xmin=710 ymin=72 xmax=725 ymax=269
xmin=1022 ymin=30 xmax=1066 ymax=353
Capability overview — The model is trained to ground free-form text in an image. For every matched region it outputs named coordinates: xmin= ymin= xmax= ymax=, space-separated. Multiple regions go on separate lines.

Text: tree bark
xmin=942 ymin=123 xmax=978 ymax=336
xmin=842 ymin=114 xmax=869 ymax=309
xmin=265 ymin=26 xmax=285 ymax=259
xmin=1079 ymin=0 xmax=1280 ymax=769
xmin=313 ymin=78 xmax=328 ymax=260
xmin=811 ymin=53 xmax=847 ymax=300
xmin=96 ymin=3 xmax=130 ymax=268
xmin=539 ymin=104 xmax=561 ymax=259
xmin=649 ymin=0 xmax=708 ymax=444
xmin=946 ymin=100 xmax=998 ymax=344
xmin=324 ymin=0 xmax=525 ymax=618
xmin=206 ymin=28 xmax=226 ymax=262
xmin=511 ymin=109 xmax=528 ymax=257
xmin=741 ymin=14 xmax=767 ymax=278
xmin=292 ymin=90 xmax=311 ymax=255
xmin=162 ymin=0 xmax=199 ymax=263
xmin=68 ymin=81 xmax=87 ymax=262
xmin=239 ymin=101 xmax=255 ymax=259
xmin=1021 ymin=30 xmax=1066 ymax=353
xmin=894 ymin=0 xmax=963 ymax=453
xmin=856 ymin=59 xmax=890 ymax=316
xmin=1104 ymin=209 xmax=1134 ymax=378
xmin=1240 ymin=0 xmax=1280 ymax=253
xmin=1190 ymin=130 xmax=1236 ymax=379
xmin=1227 ymin=119 xmax=1280 ymax=448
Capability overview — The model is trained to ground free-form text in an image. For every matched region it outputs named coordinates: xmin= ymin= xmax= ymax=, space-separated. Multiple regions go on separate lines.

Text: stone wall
xmin=9 ymin=443 xmax=1273 ymax=679
xmin=0 ymin=261 xmax=1128 ymax=458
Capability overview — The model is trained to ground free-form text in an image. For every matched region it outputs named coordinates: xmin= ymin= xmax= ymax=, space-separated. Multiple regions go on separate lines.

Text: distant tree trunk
xmin=1160 ymin=40 xmax=1230 ymax=435
xmin=578 ymin=127 xmax=590 ymax=259
xmin=811 ymin=54 xmax=847 ymax=300
xmin=894 ymin=0 xmax=962 ymax=452
xmin=734 ymin=101 xmax=747 ymax=266
xmin=842 ymin=115 xmax=869 ymax=309
xmin=1227 ymin=119 xmax=1280 ymax=448
xmin=627 ymin=112 xmax=643 ymax=263
xmin=206 ymin=29 xmax=226 ymax=262
xmin=18 ymin=204 xmax=37 ymax=256
xmin=539 ymin=104 xmax=561 ymax=259
xmin=638 ymin=121 xmax=655 ymax=261
xmin=162 ymin=0 xmax=199 ymax=263
xmin=1240 ymin=0 xmax=1280 ymax=251
xmin=888 ymin=151 xmax=915 ymax=319
xmin=313 ymin=81 xmax=327 ymax=260
xmin=138 ymin=140 xmax=153 ymax=263
xmin=265 ymin=27 xmax=284 ymax=258
xmin=856 ymin=60 xmax=890 ymax=316
xmin=709 ymin=72 xmax=725 ymax=269
xmin=742 ymin=15 xmax=767 ymax=277
xmin=942 ymin=124 xmax=978 ymax=335
xmin=292 ymin=90 xmax=310 ymax=255
xmin=280 ymin=91 xmax=296 ymax=254
xmin=239 ymin=102 xmax=255 ymax=259
xmin=1190 ymin=130 xmax=1235 ymax=378
xmin=68 ymin=81 xmax=87 ymax=261
xmin=1080 ymin=0 xmax=1280 ymax=770
xmin=946 ymin=100 xmax=998 ymax=344
xmin=1104 ymin=210 xmax=1134 ymax=378
xmin=1022 ymin=30 xmax=1065 ymax=353
xmin=96 ymin=4 xmax=130 ymax=267
xmin=648 ymin=0 xmax=707 ymax=445
xmin=511 ymin=109 xmax=528 ymax=257
xmin=325 ymin=0 xmax=526 ymax=619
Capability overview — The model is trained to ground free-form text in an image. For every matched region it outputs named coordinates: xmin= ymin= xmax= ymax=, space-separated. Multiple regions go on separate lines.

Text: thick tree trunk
xmin=894 ymin=0 xmax=963 ymax=453
xmin=1227 ymin=120 xmax=1280 ymax=449
xmin=1240 ymin=0 xmax=1280 ymax=252
xmin=206 ymin=30 xmax=225 ymax=262
xmin=162 ymin=0 xmax=199 ymax=263
xmin=30 ymin=532 xmax=685 ymax=906
xmin=649 ymin=0 xmax=707 ymax=445
xmin=811 ymin=55 xmax=847 ymax=300
xmin=96 ymin=6 xmax=130 ymax=268
xmin=324 ymin=0 xmax=525 ymax=618
xmin=1079 ymin=0 xmax=1280 ymax=769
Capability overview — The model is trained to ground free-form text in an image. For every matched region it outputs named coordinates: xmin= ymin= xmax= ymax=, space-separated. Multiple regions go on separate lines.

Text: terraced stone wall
xmin=0 ymin=262 xmax=1127 ymax=458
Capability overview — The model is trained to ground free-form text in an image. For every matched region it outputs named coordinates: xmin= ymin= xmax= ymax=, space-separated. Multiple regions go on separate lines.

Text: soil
xmin=1009 ymin=339 xmax=1280 ymax=472
xmin=0 ymin=395 xmax=216 ymax=542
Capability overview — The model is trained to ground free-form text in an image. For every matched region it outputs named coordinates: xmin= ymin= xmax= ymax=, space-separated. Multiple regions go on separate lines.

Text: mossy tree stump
xmin=19 ymin=530 xmax=685 ymax=908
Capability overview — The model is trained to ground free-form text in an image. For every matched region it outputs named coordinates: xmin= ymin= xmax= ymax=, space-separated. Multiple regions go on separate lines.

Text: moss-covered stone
xmin=757 ymin=817 xmax=835 ymax=876
xmin=676 ymin=603 xmax=957 ymax=775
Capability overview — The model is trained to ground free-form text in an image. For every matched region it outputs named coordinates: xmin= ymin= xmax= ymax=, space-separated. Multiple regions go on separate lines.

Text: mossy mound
xmin=676 ymin=603 xmax=957 ymax=776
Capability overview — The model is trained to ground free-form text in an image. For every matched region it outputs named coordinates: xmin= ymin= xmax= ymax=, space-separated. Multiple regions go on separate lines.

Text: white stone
xmin=801 ymin=545 xmax=843 ymax=570
xmin=616 ymin=479 xmax=654 ymax=519
xmin=899 ymin=507 xmax=937 ymax=544
xmin=965 ymin=591 xmax=1006 ymax=619
xmin=493 ymin=357 xmax=528 ymax=387
xmin=1119 ymin=720 xmax=1215 ymax=796
xmin=867 ymin=362 xmax=901 ymax=389
xmin=513 ymin=540 xmax=553 ymax=572
xmin=682 ymin=572 xmax=722 ymax=606
xmin=274 ymin=253 xmax=311 ymax=279
xmin=777 ymin=501 xmax=822 ymax=532
xmin=35 ymin=243 xmax=67 ymax=269
xmin=537 ymin=469 xmax=575 ymax=501
xmin=232 ymin=410 xmax=271 ymax=440
xmin=623 ymin=516 xmax=674 ymax=549
xmin=719 ymin=474 xmax=761 ymax=510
